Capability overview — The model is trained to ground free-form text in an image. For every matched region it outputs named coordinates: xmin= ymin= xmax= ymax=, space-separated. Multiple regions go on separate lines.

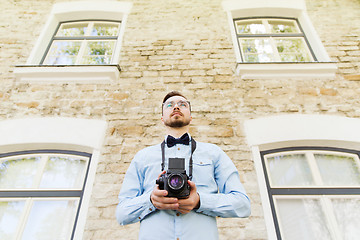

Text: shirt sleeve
xmin=116 ymin=153 xmax=156 ymax=225
xmin=195 ymin=146 xmax=251 ymax=218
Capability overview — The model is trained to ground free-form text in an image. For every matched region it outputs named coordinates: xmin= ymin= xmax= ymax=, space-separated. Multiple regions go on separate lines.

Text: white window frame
xmin=14 ymin=1 xmax=132 ymax=83
xmin=234 ymin=18 xmax=315 ymax=63
xmin=244 ymin=114 xmax=360 ymax=240
xmin=263 ymin=148 xmax=360 ymax=239
xmin=222 ymin=0 xmax=337 ymax=79
xmin=0 ymin=151 xmax=90 ymax=239
xmin=42 ymin=20 xmax=122 ymax=65
xmin=0 ymin=117 xmax=107 ymax=239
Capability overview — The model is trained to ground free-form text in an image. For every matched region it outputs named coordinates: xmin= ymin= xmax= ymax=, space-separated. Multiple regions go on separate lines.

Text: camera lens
xmin=168 ymin=174 xmax=184 ymax=190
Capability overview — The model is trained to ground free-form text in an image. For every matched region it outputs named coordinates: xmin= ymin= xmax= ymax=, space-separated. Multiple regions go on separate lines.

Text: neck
xmin=165 ymin=126 xmax=189 ymax=138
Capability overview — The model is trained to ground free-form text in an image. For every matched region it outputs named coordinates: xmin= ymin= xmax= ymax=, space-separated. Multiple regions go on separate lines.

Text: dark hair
xmin=162 ymin=91 xmax=187 ymax=104
xmin=162 ymin=91 xmax=191 ymax=115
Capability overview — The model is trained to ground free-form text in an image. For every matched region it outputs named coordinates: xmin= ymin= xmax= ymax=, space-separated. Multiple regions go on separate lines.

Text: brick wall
xmin=1 ymin=0 xmax=360 ymax=239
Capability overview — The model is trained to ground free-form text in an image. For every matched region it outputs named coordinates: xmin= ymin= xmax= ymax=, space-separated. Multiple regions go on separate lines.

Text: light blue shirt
xmin=116 ymin=136 xmax=251 ymax=240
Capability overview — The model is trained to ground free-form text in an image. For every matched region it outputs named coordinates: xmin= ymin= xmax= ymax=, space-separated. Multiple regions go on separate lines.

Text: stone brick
xmin=320 ymin=88 xmax=338 ymax=96
xmin=15 ymin=101 xmax=39 ymax=108
xmin=1 ymin=0 xmax=360 ymax=239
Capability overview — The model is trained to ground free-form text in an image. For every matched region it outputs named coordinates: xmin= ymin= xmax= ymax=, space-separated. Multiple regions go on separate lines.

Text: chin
xmin=165 ymin=120 xmax=190 ymax=128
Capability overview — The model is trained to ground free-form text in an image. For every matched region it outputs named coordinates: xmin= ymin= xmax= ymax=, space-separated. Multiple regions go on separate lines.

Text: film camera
xmin=156 ymin=157 xmax=190 ymax=199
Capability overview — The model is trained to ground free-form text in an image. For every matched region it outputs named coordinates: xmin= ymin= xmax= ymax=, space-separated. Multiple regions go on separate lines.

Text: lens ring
xmin=167 ymin=174 xmax=184 ymax=190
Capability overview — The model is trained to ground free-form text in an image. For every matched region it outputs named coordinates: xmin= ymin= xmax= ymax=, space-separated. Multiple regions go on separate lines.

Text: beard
xmin=164 ymin=115 xmax=191 ymax=128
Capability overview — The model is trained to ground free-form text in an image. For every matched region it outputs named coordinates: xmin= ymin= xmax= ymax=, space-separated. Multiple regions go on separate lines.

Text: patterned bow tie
xmin=166 ymin=133 xmax=190 ymax=148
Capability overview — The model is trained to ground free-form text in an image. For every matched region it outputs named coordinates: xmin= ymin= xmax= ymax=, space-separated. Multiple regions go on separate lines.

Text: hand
xmin=150 ymin=171 xmax=179 ymax=210
xmin=177 ymin=180 xmax=200 ymax=215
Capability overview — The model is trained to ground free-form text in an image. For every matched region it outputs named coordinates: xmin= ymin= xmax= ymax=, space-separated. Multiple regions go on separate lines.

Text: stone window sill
xmin=235 ymin=62 xmax=338 ymax=79
xmin=14 ymin=65 xmax=121 ymax=84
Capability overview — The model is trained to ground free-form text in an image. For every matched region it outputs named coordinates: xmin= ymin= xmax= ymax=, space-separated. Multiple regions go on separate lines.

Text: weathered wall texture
xmin=1 ymin=0 xmax=360 ymax=239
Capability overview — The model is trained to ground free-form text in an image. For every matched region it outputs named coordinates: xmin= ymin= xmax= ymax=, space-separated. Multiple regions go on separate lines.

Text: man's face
xmin=161 ymin=95 xmax=192 ymax=128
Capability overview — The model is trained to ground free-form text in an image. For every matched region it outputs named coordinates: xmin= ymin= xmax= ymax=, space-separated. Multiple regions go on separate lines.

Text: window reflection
xmin=0 ymin=151 xmax=90 ymax=239
xmin=39 ymin=156 xmax=86 ymax=189
xmin=332 ymin=198 xmax=360 ymax=239
xmin=315 ymin=154 xmax=360 ymax=186
xmin=0 ymin=201 xmax=25 ymax=239
xmin=267 ymin=154 xmax=313 ymax=186
xmin=43 ymin=21 xmax=121 ymax=65
xmin=0 ymin=157 xmax=40 ymax=189
xmin=22 ymin=200 xmax=78 ymax=240
xmin=235 ymin=18 xmax=313 ymax=62
xmin=276 ymin=198 xmax=333 ymax=240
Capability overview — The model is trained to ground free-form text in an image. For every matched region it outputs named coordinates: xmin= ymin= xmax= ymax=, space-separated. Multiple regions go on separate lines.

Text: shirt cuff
xmin=194 ymin=192 xmax=212 ymax=215
xmin=193 ymin=192 xmax=201 ymax=210
xmin=138 ymin=191 xmax=157 ymax=221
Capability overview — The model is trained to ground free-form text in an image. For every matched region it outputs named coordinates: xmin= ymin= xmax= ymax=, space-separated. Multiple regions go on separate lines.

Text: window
xmin=14 ymin=1 xmax=132 ymax=83
xmin=42 ymin=20 xmax=121 ymax=65
xmin=244 ymin=114 xmax=360 ymax=239
xmin=0 ymin=117 xmax=107 ymax=239
xmin=262 ymin=148 xmax=360 ymax=240
xmin=234 ymin=18 xmax=314 ymax=63
xmin=0 ymin=150 xmax=91 ymax=239
xmin=222 ymin=0 xmax=337 ymax=78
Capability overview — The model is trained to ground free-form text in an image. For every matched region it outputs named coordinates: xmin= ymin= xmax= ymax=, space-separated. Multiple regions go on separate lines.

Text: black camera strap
xmin=161 ymin=138 xmax=197 ymax=180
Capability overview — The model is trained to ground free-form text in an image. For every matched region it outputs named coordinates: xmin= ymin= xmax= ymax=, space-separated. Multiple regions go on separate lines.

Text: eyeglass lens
xmin=164 ymin=101 xmax=189 ymax=108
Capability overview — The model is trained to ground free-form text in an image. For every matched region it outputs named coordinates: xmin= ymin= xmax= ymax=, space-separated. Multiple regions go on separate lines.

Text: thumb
xmin=188 ymin=180 xmax=196 ymax=190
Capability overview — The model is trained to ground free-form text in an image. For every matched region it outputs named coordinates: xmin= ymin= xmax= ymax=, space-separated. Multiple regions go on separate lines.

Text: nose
xmin=173 ymin=103 xmax=181 ymax=109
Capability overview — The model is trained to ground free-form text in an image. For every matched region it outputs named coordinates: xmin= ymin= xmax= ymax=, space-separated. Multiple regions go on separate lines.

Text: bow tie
xmin=166 ymin=133 xmax=190 ymax=148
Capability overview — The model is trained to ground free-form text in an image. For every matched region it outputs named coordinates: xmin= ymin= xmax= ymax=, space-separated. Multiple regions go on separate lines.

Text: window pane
xmin=43 ymin=41 xmax=82 ymax=65
xmin=0 ymin=201 xmax=25 ymax=240
xmin=315 ymin=154 xmax=360 ymax=186
xmin=268 ymin=20 xmax=299 ymax=33
xmin=22 ymin=200 xmax=79 ymax=240
xmin=276 ymin=38 xmax=312 ymax=62
xmin=267 ymin=154 xmax=314 ymax=186
xmin=235 ymin=20 xmax=266 ymax=34
xmin=91 ymin=22 xmax=120 ymax=36
xmin=240 ymin=38 xmax=275 ymax=62
xmin=39 ymin=156 xmax=87 ymax=189
xmin=332 ymin=198 xmax=360 ymax=239
xmin=276 ymin=198 xmax=333 ymax=240
xmin=0 ymin=157 xmax=40 ymax=189
xmin=56 ymin=22 xmax=88 ymax=37
xmin=80 ymin=41 xmax=116 ymax=64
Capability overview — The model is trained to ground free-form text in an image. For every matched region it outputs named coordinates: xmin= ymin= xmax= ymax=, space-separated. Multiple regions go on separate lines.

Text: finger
xmin=177 ymin=206 xmax=191 ymax=214
xmin=152 ymin=189 xmax=178 ymax=204
xmin=153 ymin=198 xmax=179 ymax=210
xmin=188 ymin=180 xmax=197 ymax=190
xmin=188 ymin=180 xmax=195 ymax=187
xmin=152 ymin=188 xmax=168 ymax=197
xmin=155 ymin=196 xmax=178 ymax=204
xmin=177 ymin=199 xmax=192 ymax=208
xmin=157 ymin=170 xmax=166 ymax=179
xmin=177 ymin=209 xmax=189 ymax=214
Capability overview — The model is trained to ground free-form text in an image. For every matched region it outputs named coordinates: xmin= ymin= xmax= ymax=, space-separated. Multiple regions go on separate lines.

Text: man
xmin=116 ymin=91 xmax=251 ymax=240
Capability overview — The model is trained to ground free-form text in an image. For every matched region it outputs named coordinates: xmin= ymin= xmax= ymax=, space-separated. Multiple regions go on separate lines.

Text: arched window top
xmin=244 ymin=114 xmax=360 ymax=150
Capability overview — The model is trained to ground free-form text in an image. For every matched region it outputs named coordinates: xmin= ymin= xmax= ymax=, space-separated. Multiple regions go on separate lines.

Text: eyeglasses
xmin=163 ymin=100 xmax=190 ymax=109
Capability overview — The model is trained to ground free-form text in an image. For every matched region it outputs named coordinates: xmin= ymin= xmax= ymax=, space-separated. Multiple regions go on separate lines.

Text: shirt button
xmin=176 ymin=213 xmax=180 ymax=216
xmin=138 ymin=217 xmax=141 ymax=219
xmin=177 ymin=147 xmax=180 ymax=150
xmin=149 ymin=208 xmax=152 ymax=211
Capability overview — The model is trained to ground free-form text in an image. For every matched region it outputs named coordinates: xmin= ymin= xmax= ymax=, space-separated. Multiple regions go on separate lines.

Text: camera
xmin=156 ymin=158 xmax=190 ymax=199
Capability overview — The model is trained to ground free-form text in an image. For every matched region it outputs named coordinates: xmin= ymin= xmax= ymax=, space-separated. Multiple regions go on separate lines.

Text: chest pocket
xmin=192 ymin=158 xmax=215 ymax=187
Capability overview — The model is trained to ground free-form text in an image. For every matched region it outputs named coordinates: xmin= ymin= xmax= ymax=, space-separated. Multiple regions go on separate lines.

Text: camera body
xmin=156 ymin=158 xmax=190 ymax=199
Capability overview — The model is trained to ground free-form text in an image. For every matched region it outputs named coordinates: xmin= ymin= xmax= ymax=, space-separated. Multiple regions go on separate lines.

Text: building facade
xmin=0 ymin=0 xmax=359 ymax=239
